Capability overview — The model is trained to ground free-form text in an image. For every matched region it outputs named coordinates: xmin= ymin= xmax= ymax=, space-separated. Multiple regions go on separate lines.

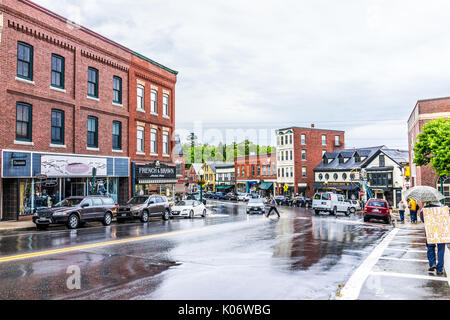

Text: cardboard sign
xmin=423 ymin=206 xmax=450 ymax=244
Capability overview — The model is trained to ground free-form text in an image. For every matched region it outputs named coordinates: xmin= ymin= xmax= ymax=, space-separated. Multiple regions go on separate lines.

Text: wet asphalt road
xmin=0 ymin=201 xmax=447 ymax=300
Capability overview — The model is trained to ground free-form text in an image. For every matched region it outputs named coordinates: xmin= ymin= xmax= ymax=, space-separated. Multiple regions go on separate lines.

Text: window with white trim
xmin=163 ymin=94 xmax=169 ymax=117
xmin=137 ymin=85 xmax=144 ymax=110
xmin=137 ymin=126 xmax=144 ymax=152
xmin=163 ymin=131 xmax=169 ymax=155
xmin=151 ymin=90 xmax=157 ymax=114
xmin=151 ymin=129 xmax=157 ymax=153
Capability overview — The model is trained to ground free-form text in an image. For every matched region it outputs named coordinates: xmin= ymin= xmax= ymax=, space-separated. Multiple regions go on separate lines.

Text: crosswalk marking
xmin=371 ymin=271 xmax=448 ymax=282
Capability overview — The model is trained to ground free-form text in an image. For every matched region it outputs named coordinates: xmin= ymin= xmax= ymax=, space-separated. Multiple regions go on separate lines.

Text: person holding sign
xmin=423 ymin=203 xmax=446 ymax=275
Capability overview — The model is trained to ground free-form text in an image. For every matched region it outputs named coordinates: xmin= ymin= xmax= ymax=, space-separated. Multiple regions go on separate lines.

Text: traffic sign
xmin=359 ymin=191 xmax=364 ymax=197
xmin=283 ymin=184 xmax=289 ymax=192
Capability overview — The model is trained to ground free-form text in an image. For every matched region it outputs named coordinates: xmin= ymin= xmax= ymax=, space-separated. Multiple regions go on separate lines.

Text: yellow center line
xmin=0 ymin=227 xmax=207 ymax=264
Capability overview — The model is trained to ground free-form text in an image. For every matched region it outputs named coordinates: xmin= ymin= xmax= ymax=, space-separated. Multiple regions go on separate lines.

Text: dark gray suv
xmin=117 ymin=195 xmax=171 ymax=223
xmin=32 ymin=196 xmax=117 ymax=230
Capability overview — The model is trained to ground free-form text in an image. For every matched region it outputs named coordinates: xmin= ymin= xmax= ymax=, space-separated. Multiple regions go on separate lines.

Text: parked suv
xmin=364 ymin=199 xmax=391 ymax=224
xmin=312 ymin=192 xmax=352 ymax=216
xmin=117 ymin=195 xmax=171 ymax=223
xmin=33 ymin=196 xmax=117 ymax=230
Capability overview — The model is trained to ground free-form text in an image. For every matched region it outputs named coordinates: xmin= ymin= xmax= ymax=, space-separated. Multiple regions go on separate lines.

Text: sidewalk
xmin=0 ymin=216 xmax=35 ymax=232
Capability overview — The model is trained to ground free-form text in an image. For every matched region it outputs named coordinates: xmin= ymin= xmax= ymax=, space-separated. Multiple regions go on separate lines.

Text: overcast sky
xmin=34 ymin=0 xmax=450 ymax=149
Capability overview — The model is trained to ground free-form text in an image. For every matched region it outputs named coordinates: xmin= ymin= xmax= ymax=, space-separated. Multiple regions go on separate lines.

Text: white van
xmin=312 ymin=192 xmax=352 ymax=216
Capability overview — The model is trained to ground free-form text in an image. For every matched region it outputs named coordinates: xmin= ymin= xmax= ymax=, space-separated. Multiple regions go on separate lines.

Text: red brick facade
xmin=234 ymin=154 xmax=277 ymax=193
xmin=408 ymin=97 xmax=450 ymax=187
xmin=0 ymin=0 xmax=178 ymax=218
xmin=276 ymin=126 xmax=345 ymax=197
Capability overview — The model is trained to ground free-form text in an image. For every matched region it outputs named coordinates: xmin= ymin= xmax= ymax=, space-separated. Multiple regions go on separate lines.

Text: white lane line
xmin=378 ymin=257 xmax=429 ymax=263
xmin=385 ymin=248 xmax=427 ymax=253
xmin=371 ymin=271 xmax=448 ymax=282
xmin=337 ymin=228 xmax=399 ymax=300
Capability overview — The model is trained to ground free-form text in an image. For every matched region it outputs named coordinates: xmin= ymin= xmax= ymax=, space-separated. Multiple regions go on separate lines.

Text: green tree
xmin=413 ymin=118 xmax=450 ymax=180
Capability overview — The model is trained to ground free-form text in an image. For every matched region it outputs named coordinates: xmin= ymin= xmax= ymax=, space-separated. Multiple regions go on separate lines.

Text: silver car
xmin=246 ymin=198 xmax=266 ymax=214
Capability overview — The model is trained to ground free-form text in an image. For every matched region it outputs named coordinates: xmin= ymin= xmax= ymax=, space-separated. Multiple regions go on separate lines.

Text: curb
xmin=0 ymin=226 xmax=37 ymax=234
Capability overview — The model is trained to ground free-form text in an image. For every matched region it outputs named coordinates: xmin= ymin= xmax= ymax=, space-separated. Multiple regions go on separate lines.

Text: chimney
xmin=311 ymin=124 xmax=315 ymax=128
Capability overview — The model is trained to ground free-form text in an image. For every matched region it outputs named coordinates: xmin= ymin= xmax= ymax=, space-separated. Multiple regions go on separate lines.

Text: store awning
xmin=138 ymin=179 xmax=179 ymax=184
xmin=216 ymin=185 xmax=234 ymax=190
xmin=259 ymin=182 xmax=273 ymax=190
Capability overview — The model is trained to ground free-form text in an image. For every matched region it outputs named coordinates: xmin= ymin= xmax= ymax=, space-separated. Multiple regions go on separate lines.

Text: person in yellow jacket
xmin=408 ymin=198 xmax=417 ymax=223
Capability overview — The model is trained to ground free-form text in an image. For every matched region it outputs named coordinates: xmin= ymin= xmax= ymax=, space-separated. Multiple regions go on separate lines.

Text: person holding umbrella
xmin=405 ymin=186 xmax=446 ymax=275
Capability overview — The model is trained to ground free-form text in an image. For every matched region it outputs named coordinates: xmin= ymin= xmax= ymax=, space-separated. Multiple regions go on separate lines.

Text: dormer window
xmin=354 ymin=152 xmax=361 ymax=163
xmin=338 ymin=154 xmax=344 ymax=164
xmin=323 ymin=156 xmax=328 ymax=165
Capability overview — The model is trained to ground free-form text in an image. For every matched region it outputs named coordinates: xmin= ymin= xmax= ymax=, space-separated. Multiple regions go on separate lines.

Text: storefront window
xmin=19 ymin=178 xmax=62 ymax=215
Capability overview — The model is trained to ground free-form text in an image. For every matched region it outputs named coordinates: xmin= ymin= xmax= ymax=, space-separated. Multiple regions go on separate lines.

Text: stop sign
xmin=360 ymin=191 xmax=364 ymax=197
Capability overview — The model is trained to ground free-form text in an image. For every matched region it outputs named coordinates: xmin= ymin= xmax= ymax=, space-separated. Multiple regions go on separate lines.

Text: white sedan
xmin=170 ymin=200 xmax=207 ymax=218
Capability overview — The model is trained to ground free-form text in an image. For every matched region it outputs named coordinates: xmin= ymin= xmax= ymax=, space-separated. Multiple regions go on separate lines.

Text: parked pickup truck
xmin=312 ymin=192 xmax=352 ymax=216
xmin=117 ymin=195 xmax=171 ymax=223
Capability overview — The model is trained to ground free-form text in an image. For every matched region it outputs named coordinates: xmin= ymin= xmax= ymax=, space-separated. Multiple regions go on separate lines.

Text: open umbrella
xmin=404 ymin=186 xmax=444 ymax=203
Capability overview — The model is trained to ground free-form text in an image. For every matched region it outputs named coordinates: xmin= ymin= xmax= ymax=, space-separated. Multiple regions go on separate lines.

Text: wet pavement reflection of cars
xmin=0 ymin=200 xmax=445 ymax=300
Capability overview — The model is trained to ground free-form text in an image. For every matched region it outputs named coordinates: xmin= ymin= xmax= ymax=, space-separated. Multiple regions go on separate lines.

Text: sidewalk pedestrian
xmin=423 ymin=202 xmax=445 ymax=275
xmin=398 ymin=200 xmax=406 ymax=223
xmin=408 ymin=198 xmax=417 ymax=223
xmin=266 ymin=196 xmax=280 ymax=218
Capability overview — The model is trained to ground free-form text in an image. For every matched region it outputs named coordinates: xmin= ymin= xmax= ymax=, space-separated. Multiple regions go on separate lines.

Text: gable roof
xmin=191 ymin=163 xmax=203 ymax=174
xmin=315 ymin=146 xmax=385 ymax=171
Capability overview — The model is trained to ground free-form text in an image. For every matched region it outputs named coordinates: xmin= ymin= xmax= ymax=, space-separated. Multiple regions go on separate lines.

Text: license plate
xmin=121 ymin=213 xmax=127 ymax=217
xmin=38 ymin=218 xmax=50 ymax=223
xmin=373 ymin=209 xmax=379 ymax=213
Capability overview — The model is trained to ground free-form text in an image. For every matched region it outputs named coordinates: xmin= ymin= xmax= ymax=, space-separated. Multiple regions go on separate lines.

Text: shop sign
xmin=12 ymin=159 xmax=27 ymax=167
xmin=135 ymin=161 xmax=176 ymax=180
xmin=41 ymin=155 xmax=107 ymax=177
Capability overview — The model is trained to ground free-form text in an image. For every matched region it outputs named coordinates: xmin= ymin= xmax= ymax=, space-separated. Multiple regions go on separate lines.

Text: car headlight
xmin=52 ymin=211 xmax=67 ymax=216
xmin=131 ymin=205 xmax=143 ymax=212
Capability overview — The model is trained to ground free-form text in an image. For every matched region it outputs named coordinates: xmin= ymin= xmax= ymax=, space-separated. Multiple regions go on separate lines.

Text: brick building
xmin=407 ymin=97 xmax=450 ymax=203
xmin=235 ymin=154 xmax=277 ymax=196
xmin=128 ymin=53 xmax=178 ymax=198
xmin=0 ymin=0 xmax=178 ymax=220
xmin=276 ymin=125 xmax=345 ymax=197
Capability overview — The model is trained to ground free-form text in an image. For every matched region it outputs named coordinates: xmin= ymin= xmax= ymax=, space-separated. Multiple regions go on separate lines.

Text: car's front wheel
xmin=67 ymin=214 xmax=80 ymax=229
xmin=141 ymin=210 xmax=149 ymax=223
xmin=162 ymin=210 xmax=170 ymax=221
xmin=315 ymin=210 xmax=320 ymax=215
xmin=189 ymin=210 xmax=194 ymax=219
xmin=102 ymin=212 xmax=112 ymax=226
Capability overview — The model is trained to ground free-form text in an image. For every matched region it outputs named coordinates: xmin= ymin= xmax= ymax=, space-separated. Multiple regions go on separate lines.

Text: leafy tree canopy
xmin=413 ymin=118 xmax=450 ymax=177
